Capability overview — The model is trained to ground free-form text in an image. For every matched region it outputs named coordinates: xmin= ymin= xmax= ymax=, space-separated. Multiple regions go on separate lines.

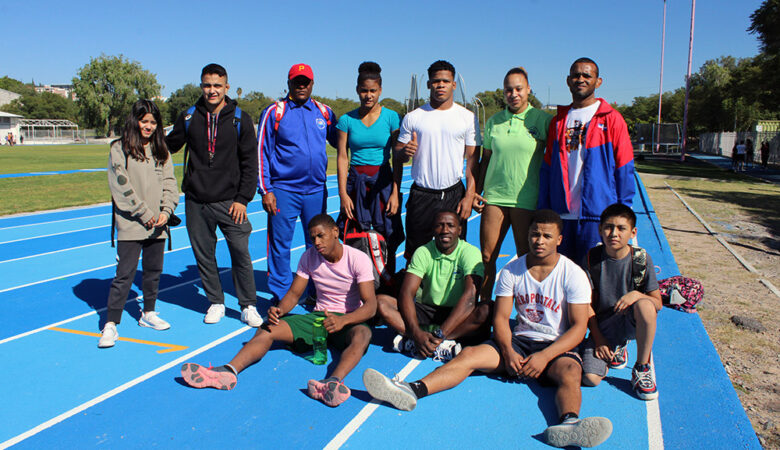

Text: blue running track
xmin=0 ymin=168 xmax=759 ymax=449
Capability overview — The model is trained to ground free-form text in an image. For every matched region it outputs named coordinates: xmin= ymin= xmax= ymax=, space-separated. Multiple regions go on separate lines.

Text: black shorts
xmin=414 ymin=302 xmax=453 ymax=332
xmin=404 ymin=182 xmax=466 ymax=260
xmin=485 ymin=334 xmax=582 ymax=386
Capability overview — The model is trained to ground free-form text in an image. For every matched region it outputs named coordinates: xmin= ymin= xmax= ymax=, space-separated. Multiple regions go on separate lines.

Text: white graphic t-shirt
xmin=561 ymin=101 xmax=600 ymax=220
xmin=494 ymin=254 xmax=590 ymax=342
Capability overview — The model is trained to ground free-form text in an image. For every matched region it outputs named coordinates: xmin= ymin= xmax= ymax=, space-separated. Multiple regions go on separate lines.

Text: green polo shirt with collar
xmin=406 ymin=239 xmax=484 ymax=307
xmin=482 ymin=105 xmax=552 ymax=209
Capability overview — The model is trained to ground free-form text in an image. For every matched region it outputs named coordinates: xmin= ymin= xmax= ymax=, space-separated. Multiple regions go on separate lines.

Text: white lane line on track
xmin=0 ymin=201 xmax=432 ymax=344
xmin=0 ymin=170 xmax=411 ymax=242
xmin=0 ymin=202 xmax=421 ymax=343
xmin=0 ymin=179 xmax=415 ymax=266
xmin=325 ymin=358 xmax=422 ymax=450
xmin=631 ymin=235 xmax=664 ymax=449
xmin=0 ymin=325 xmax=253 ymax=449
xmin=0 ymin=205 xmax=338 ymax=293
xmin=0 ymin=243 xmax=294 ymax=346
xmin=0 ymin=167 xmax=412 ymax=231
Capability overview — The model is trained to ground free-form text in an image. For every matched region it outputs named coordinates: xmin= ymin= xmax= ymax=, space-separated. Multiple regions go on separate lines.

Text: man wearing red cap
xmin=257 ymin=64 xmax=339 ymax=301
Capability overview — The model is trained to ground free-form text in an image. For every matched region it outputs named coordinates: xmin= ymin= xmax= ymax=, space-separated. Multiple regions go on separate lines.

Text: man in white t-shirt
xmin=180 ymin=214 xmax=377 ymax=408
xmin=395 ymin=60 xmax=482 ymax=260
xmin=538 ymin=57 xmax=635 ymax=264
xmin=363 ymin=210 xmax=613 ymax=448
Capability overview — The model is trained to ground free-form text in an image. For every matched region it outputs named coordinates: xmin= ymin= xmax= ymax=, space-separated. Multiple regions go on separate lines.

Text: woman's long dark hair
xmin=121 ymin=99 xmax=168 ymax=163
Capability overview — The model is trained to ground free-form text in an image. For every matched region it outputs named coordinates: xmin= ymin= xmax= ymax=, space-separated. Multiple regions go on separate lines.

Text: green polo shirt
xmin=482 ymin=106 xmax=552 ymax=209
xmin=407 ymin=240 xmax=484 ymax=307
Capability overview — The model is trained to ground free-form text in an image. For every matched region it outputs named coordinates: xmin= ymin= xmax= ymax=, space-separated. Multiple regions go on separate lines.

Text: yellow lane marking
xmin=48 ymin=327 xmax=189 ymax=354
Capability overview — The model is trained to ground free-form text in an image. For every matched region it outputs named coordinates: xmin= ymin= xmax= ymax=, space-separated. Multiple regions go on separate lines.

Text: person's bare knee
xmin=347 ymin=325 xmax=372 ymax=350
xmin=582 ymin=372 xmax=603 ymax=387
xmin=376 ymin=294 xmax=397 ymax=317
xmin=549 ymin=358 xmax=582 ymax=387
xmin=633 ymin=298 xmax=657 ymax=323
xmin=474 ymin=301 xmax=492 ymax=324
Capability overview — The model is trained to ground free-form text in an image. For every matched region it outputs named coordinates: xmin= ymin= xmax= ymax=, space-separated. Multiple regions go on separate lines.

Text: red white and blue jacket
xmin=257 ymin=97 xmax=338 ymax=196
xmin=538 ymin=99 xmax=635 ymax=221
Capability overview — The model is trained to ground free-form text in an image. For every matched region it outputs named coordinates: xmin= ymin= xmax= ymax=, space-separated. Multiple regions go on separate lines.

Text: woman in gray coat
xmin=100 ymin=100 xmax=179 ymax=348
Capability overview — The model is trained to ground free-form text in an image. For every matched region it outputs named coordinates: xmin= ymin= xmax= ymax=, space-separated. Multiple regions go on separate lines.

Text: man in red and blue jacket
xmin=538 ymin=58 xmax=635 ymax=264
xmin=257 ymin=63 xmax=338 ymax=301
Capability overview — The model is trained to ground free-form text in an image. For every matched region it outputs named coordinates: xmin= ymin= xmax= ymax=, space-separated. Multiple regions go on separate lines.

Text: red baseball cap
xmin=288 ymin=63 xmax=314 ymax=80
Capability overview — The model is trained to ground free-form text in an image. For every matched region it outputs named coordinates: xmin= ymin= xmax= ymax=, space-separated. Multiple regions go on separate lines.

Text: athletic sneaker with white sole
xmin=543 ymin=416 xmax=613 ymax=448
xmin=241 ymin=305 xmax=263 ymax=327
xmin=204 ymin=304 xmax=225 ymax=324
xmin=138 ymin=311 xmax=171 ymax=330
xmin=98 ymin=322 xmax=118 ymax=348
xmin=433 ymin=339 xmax=462 ymax=362
xmin=632 ymin=363 xmax=659 ymax=400
xmin=362 ymin=368 xmax=417 ymax=411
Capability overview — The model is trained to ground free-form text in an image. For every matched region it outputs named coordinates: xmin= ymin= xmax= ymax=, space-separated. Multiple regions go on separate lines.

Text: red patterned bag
xmin=658 ymin=276 xmax=703 ymax=313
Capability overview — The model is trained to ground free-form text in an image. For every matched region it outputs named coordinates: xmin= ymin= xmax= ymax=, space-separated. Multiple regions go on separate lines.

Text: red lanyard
xmin=207 ymin=112 xmax=219 ymax=164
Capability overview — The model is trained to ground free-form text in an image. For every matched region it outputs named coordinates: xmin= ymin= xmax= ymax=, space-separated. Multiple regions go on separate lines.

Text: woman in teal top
xmin=336 ymin=62 xmax=404 ymax=273
xmin=474 ymin=67 xmax=552 ymax=300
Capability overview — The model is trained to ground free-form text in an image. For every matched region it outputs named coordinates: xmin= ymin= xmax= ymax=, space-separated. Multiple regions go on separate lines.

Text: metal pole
xmin=656 ymin=0 xmax=667 ymax=153
xmin=681 ymin=0 xmax=696 ymax=162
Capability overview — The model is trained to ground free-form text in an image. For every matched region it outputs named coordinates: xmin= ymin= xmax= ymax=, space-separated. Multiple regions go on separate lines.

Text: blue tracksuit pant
xmin=266 ymin=187 xmax=326 ymax=301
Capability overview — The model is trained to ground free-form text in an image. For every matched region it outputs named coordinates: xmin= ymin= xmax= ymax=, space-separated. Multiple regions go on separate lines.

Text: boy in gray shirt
xmin=579 ymin=203 xmax=662 ymax=400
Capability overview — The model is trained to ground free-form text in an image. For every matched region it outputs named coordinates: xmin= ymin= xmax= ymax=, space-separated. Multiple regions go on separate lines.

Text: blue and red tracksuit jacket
xmin=538 ymin=99 xmax=635 ymax=221
xmin=257 ymin=97 xmax=338 ymax=196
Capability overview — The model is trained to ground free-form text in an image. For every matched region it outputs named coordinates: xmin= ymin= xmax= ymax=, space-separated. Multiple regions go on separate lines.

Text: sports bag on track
xmin=658 ymin=276 xmax=703 ymax=313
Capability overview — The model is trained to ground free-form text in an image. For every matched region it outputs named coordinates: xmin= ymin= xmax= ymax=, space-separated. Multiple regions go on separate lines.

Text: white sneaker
xmin=98 ymin=322 xmax=118 ymax=348
xmin=433 ymin=339 xmax=462 ymax=362
xmin=241 ymin=305 xmax=264 ymax=327
xmin=138 ymin=311 xmax=171 ymax=330
xmin=204 ymin=304 xmax=225 ymax=324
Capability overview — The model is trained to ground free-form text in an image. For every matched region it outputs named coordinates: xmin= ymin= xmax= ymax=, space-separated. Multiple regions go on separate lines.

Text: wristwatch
xmin=433 ymin=328 xmax=445 ymax=340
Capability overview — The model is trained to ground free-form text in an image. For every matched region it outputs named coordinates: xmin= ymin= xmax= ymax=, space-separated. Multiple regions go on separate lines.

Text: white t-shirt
xmin=494 ymin=254 xmax=590 ymax=342
xmin=561 ymin=101 xmax=600 ymax=220
xmin=398 ymin=103 xmax=481 ymax=190
xmin=736 ymin=144 xmax=746 ymax=155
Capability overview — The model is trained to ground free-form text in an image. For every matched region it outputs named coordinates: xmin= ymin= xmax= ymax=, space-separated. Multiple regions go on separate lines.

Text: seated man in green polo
xmin=376 ymin=209 xmax=490 ymax=361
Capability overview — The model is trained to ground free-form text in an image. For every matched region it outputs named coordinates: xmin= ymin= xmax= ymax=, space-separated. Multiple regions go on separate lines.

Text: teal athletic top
xmin=335 ymin=107 xmax=401 ymax=166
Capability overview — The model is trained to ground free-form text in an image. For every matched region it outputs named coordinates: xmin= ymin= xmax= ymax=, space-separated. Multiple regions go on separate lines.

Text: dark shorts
xmin=414 ymin=302 xmax=453 ymax=332
xmin=579 ymin=307 xmax=637 ymax=377
xmin=282 ymin=311 xmax=370 ymax=353
xmin=485 ymin=334 xmax=582 ymax=386
xmin=404 ymin=182 xmax=466 ymax=260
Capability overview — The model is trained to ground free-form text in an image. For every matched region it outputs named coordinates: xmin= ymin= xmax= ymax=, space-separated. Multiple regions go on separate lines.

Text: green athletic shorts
xmin=282 ymin=311 xmax=370 ymax=353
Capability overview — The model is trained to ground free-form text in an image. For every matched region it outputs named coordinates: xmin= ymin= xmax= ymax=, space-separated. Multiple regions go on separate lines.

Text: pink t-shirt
xmin=296 ymin=245 xmax=375 ymax=313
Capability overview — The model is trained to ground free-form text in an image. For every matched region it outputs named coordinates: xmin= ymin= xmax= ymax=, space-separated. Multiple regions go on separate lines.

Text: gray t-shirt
xmin=589 ymin=250 xmax=659 ymax=321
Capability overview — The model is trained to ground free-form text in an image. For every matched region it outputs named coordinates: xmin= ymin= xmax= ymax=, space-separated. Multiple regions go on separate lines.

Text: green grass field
xmin=0 ymin=144 xmax=337 ymax=216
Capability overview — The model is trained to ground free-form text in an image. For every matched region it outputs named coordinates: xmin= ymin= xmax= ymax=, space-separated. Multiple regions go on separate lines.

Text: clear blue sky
xmin=0 ymin=0 xmax=763 ymax=108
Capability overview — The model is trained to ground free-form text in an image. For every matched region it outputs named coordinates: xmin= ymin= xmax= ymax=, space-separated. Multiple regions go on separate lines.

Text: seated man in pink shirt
xmin=180 ymin=214 xmax=377 ymax=407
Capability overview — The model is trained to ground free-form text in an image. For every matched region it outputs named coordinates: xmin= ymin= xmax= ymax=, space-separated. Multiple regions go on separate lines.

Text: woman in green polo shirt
xmin=474 ymin=67 xmax=552 ymax=300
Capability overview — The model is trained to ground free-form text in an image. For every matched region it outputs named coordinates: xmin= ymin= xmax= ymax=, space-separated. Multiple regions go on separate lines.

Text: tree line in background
xmin=1 ymin=1 xmax=775 ymax=140
xmin=618 ymin=0 xmax=777 ymax=136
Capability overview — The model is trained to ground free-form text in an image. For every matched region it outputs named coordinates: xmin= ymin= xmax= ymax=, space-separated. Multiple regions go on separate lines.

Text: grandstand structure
xmin=633 ymin=122 xmax=682 ymax=154
xmin=18 ymin=118 xmax=81 ymax=145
